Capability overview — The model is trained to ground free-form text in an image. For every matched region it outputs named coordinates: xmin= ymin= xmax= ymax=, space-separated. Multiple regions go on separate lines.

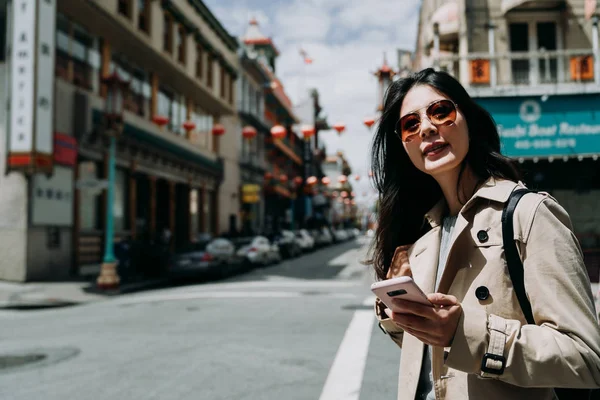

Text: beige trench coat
xmin=376 ymin=178 xmax=600 ymax=400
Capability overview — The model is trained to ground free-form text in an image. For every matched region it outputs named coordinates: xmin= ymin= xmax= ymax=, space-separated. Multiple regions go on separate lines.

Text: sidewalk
xmin=0 ymin=277 xmax=171 ymax=310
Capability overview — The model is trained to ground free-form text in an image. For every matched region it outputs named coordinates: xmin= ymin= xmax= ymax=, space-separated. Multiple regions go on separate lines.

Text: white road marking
xmin=319 ymin=296 xmax=376 ymax=400
xmin=117 ymin=291 xmax=357 ymax=304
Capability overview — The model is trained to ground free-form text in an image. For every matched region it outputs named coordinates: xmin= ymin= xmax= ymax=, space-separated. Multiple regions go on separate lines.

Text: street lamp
xmin=97 ymin=71 xmax=128 ymax=290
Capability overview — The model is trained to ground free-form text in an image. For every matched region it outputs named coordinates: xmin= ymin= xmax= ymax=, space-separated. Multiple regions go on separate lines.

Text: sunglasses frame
xmin=394 ymin=99 xmax=459 ymax=143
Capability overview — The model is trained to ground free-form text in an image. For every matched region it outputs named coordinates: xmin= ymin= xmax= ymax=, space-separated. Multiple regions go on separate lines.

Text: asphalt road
xmin=0 ymin=237 xmax=401 ymax=400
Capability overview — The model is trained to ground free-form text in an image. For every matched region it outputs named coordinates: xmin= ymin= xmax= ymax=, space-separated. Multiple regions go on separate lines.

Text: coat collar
xmin=424 ymin=177 xmax=520 ymax=227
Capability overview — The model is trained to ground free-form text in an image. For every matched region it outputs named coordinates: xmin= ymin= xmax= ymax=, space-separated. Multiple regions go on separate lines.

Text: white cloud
xmin=204 ymin=0 xmax=421 ymax=202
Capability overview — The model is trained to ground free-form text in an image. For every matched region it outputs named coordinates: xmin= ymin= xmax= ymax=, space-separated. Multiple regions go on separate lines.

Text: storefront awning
xmin=501 ymin=0 xmax=564 ymax=14
xmin=431 ymin=1 xmax=459 ymax=39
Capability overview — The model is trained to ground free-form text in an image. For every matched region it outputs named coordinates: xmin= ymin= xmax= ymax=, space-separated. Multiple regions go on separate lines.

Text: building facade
xmin=414 ymin=0 xmax=600 ymax=282
xmin=0 ymin=0 xmax=240 ymax=281
xmin=237 ymin=42 xmax=270 ymax=236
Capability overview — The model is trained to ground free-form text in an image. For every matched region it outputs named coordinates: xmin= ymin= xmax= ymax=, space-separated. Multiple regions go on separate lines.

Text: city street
xmin=0 ymin=237 xmax=401 ymax=400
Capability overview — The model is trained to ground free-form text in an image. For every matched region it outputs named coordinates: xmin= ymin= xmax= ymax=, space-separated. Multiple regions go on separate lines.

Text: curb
xmin=0 ymin=278 xmax=172 ymax=310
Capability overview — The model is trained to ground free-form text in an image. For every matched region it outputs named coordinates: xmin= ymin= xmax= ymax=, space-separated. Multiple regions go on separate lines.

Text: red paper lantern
xmin=307 ymin=176 xmax=318 ymax=185
xmin=182 ymin=120 xmax=196 ymax=132
xmin=338 ymin=175 xmax=348 ymax=183
xmin=212 ymin=124 xmax=226 ymax=136
xmin=301 ymin=125 xmax=315 ymax=140
xmin=293 ymin=176 xmax=303 ymax=186
xmin=242 ymin=125 xmax=257 ymax=140
xmin=264 ymin=172 xmax=273 ymax=180
xmin=321 ymin=177 xmax=331 ymax=185
xmin=270 ymin=125 xmax=286 ymax=140
xmin=152 ymin=115 xmax=169 ymax=127
xmin=279 ymin=174 xmax=288 ymax=183
xmin=354 ymin=174 xmax=360 ymax=181
xmin=364 ymin=117 xmax=375 ymax=129
xmin=333 ymin=123 xmax=346 ymax=135
xmin=341 ymin=191 xmax=348 ymax=198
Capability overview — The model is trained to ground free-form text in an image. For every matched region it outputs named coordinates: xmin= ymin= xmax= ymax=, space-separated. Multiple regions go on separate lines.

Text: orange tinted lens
xmin=399 ymin=114 xmax=420 ymax=141
xmin=427 ymin=100 xmax=456 ymax=126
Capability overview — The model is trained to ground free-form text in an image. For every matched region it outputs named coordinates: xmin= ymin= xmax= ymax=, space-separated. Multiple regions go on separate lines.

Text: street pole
xmin=97 ymin=134 xmax=120 ymax=289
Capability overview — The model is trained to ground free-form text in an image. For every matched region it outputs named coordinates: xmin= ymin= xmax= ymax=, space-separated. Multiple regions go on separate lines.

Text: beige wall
xmin=0 ymin=66 xmax=29 ymax=282
xmin=91 ymin=0 xmax=237 ymax=112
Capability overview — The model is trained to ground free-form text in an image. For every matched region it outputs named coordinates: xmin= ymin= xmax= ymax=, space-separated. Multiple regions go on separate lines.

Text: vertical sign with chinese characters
xmin=7 ymin=0 xmax=56 ymax=172
xmin=9 ymin=0 xmax=36 ymax=155
xmin=35 ymin=0 xmax=56 ymax=157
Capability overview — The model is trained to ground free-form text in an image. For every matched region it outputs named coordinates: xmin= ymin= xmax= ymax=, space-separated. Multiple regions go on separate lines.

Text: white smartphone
xmin=370 ymin=276 xmax=433 ymax=310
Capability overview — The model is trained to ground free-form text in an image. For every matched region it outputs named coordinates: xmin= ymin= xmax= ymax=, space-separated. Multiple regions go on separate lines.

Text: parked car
xmin=235 ymin=236 xmax=281 ymax=267
xmin=295 ymin=229 xmax=315 ymax=252
xmin=332 ymin=228 xmax=349 ymax=243
xmin=168 ymin=238 xmax=238 ymax=280
xmin=271 ymin=230 xmax=302 ymax=258
xmin=312 ymin=227 xmax=334 ymax=247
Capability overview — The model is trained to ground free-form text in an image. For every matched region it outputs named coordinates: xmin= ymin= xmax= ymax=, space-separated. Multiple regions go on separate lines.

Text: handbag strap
xmin=501 ymin=188 xmax=536 ymax=325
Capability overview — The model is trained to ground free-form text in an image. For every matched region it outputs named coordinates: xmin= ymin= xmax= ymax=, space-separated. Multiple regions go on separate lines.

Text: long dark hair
xmin=369 ymin=68 xmax=521 ymax=281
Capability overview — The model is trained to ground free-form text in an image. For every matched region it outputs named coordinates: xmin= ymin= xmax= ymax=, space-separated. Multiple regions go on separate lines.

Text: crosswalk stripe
xmin=319 ymin=297 xmax=376 ymax=400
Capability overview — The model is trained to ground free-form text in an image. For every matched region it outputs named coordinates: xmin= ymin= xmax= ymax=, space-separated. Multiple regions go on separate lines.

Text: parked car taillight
xmin=249 ymin=247 xmax=258 ymax=253
xmin=202 ymin=253 xmax=214 ymax=262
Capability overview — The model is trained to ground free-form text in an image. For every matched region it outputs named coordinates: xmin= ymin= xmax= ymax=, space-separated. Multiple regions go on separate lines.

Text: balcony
xmin=437 ymin=48 xmax=600 ymax=97
xmin=429 ymin=0 xmax=459 ymax=44
xmin=501 ymin=0 xmax=564 ymax=15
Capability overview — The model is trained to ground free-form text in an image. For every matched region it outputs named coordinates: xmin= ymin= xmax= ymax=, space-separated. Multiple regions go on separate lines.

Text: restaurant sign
xmin=476 ymin=94 xmax=600 ymax=158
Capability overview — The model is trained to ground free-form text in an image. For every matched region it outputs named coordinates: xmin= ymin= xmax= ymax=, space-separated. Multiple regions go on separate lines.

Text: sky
xmin=203 ymin=0 xmax=421 ymax=202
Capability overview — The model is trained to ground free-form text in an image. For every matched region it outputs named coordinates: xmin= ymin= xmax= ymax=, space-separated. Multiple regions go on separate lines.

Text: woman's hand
xmin=384 ymin=293 xmax=462 ymax=347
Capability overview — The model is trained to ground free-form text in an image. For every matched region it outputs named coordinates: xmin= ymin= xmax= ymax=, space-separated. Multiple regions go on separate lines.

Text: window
xmin=191 ymin=107 xmax=214 ymax=149
xmin=176 ymin=25 xmax=186 ymax=64
xmin=220 ymin=66 xmax=226 ymax=98
xmin=158 ymin=87 xmax=186 ymax=135
xmin=118 ymin=0 xmax=132 ymax=18
xmin=508 ymin=14 xmax=562 ymax=85
xmin=207 ymin=54 xmax=213 ymax=88
xmin=55 ymin=14 xmax=100 ymax=92
xmin=229 ymin=75 xmax=235 ymax=104
xmin=111 ymin=56 xmax=150 ymax=117
xmin=163 ymin=12 xmax=173 ymax=53
xmin=196 ymin=44 xmax=204 ymax=79
xmin=137 ymin=0 xmax=150 ymax=33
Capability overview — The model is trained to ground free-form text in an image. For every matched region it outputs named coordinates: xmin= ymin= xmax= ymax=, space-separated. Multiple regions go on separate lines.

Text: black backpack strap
xmin=501 ymin=188 xmax=536 ymax=325
xmin=502 ymin=189 xmax=596 ymax=400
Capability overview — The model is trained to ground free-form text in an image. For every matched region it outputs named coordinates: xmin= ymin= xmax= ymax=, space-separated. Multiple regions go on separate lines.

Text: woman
xmin=370 ymin=68 xmax=600 ymax=400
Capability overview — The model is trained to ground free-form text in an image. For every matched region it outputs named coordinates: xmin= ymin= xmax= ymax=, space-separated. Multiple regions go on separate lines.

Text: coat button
xmin=475 ymin=286 xmax=490 ymax=301
xmin=477 ymin=230 xmax=489 ymax=243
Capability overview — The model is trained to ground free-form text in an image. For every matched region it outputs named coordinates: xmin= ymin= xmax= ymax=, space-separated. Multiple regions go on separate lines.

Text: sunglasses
xmin=395 ymin=99 xmax=458 ymax=143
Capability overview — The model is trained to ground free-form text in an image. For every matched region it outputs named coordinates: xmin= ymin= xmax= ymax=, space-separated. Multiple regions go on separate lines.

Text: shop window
xmin=163 ymin=12 xmax=173 ymax=54
xmin=207 ymin=54 xmax=213 ymax=88
xmin=118 ymin=0 xmax=132 ymax=19
xmin=176 ymin=25 xmax=186 ymax=65
xmin=196 ymin=44 xmax=204 ymax=80
xmin=138 ymin=0 xmax=150 ymax=33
